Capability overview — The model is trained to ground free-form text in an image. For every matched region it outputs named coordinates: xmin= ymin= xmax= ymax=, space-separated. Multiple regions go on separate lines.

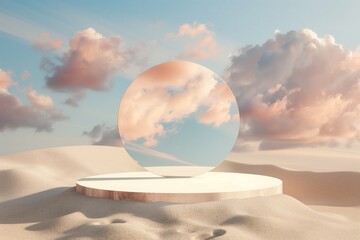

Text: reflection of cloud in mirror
xmin=118 ymin=61 xmax=239 ymax=176
xmin=119 ymin=61 xmax=235 ymax=147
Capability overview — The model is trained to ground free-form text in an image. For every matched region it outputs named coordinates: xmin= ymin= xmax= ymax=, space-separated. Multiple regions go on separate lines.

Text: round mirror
xmin=118 ymin=61 xmax=239 ymax=177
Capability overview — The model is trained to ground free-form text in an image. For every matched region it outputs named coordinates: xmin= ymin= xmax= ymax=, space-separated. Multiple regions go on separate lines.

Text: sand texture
xmin=1 ymin=146 xmax=360 ymax=239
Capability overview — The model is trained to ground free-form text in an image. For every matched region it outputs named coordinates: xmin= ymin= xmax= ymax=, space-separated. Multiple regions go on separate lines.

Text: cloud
xmin=0 ymin=69 xmax=66 ymax=132
xmin=27 ymin=87 xmax=53 ymax=109
xmin=42 ymin=28 xmax=141 ymax=107
xmin=0 ymin=69 xmax=13 ymax=89
xmin=83 ymin=124 xmax=103 ymax=139
xmin=197 ymin=82 xmax=235 ymax=127
xmin=225 ymin=29 xmax=360 ymax=150
xmin=118 ymin=61 xmax=236 ymax=146
xmin=83 ymin=124 xmax=122 ymax=147
xmin=177 ymin=22 xmax=208 ymax=37
xmin=143 ymin=136 xmax=158 ymax=147
xmin=32 ymin=33 xmax=63 ymax=51
xmin=44 ymin=28 xmax=126 ymax=91
xmin=167 ymin=22 xmax=219 ymax=60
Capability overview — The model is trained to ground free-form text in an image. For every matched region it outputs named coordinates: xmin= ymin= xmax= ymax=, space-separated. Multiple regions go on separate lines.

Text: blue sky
xmin=1 ymin=1 xmax=360 ymax=156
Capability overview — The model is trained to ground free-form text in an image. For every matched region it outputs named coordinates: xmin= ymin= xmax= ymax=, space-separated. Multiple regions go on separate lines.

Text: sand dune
xmin=227 ymin=148 xmax=360 ymax=172
xmin=1 ymin=189 xmax=359 ymax=240
xmin=0 ymin=146 xmax=143 ymax=202
xmin=215 ymin=161 xmax=360 ymax=207
xmin=0 ymin=146 xmax=360 ymax=239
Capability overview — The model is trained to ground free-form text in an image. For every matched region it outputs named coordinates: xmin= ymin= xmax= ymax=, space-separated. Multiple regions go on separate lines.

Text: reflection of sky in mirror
xmin=119 ymin=61 xmax=239 ymax=167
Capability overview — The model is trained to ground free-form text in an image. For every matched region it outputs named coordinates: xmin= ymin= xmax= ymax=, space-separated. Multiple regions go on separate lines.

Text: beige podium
xmin=76 ymin=171 xmax=282 ymax=203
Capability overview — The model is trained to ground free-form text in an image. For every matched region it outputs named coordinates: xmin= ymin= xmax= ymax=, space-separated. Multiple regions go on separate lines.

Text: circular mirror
xmin=118 ymin=61 xmax=239 ymax=177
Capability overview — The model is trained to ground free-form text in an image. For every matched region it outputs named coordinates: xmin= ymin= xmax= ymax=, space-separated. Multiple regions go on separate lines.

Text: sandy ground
xmin=0 ymin=145 xmax=359 ymax=239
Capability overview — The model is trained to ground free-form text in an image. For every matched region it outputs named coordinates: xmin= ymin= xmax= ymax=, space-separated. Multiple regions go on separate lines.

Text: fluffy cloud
xmin=118 ymin=61 xmax=237 ymax=146
xmin=168 ymin=22 xmax=219 ymax=60
xmin=32 ymin=33 xmax=63 ymax=51
xmin=0 ymin=69 xmax=66 ymax=132
xmin=44 ymin=28 xmax=126 ymax=91
xmin=42 ymin=28 xmax=140 ymax=106
xmin=225 ymin=29 xmax=360 ymax=150
xmin=83 ymin=124 xmax=122 ymax=147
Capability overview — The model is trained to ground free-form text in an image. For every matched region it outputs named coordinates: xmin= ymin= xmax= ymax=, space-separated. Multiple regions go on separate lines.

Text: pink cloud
xmin=178 ymin=22 xmax=208 ymax=37
xmin=118 ymin=61 xmax=236 ymax=146
xmin=198 ymin=82 xmax=234 ymax=127
xmin=44 ymin=28 xmax=126 ymax=91
xmin=27 ymin=87 xmax=54 ymax=109
xmin=144 ymin=136 xmax=158 ymax=147
xmin=42 ymin=28 xmax=142 ymax=107
xmin=0 ymin=68 xmax=66 ymax=132
xmin=168 ymin=22 xmax=220 ymax=60
xmin=32 ymin=33 xmax=63 ymax=51
xmin=225 ymin=29 xmax=360 ymax=150
xmin=0 ymin=69 xmax=13 ymax=90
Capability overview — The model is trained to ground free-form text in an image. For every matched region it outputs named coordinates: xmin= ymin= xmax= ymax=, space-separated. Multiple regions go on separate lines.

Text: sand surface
xmin=1 ymin=146 xmax=360 ymax=239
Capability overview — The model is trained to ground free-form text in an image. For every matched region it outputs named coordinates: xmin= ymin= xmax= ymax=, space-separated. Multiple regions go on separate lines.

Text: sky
xmin=1 ymin=0 xmax=360 ymax=156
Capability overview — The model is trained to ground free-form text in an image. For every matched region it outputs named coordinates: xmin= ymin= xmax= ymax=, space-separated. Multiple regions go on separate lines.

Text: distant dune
xmin=215 ymin=161 xmax=360 ymax=207
xmin=0 ymin=146 xmax=359 ymax=239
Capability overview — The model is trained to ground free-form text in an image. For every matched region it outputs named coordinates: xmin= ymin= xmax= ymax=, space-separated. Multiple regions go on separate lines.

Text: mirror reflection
xmin=118 ymin=61 xmax=239 ymax=177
